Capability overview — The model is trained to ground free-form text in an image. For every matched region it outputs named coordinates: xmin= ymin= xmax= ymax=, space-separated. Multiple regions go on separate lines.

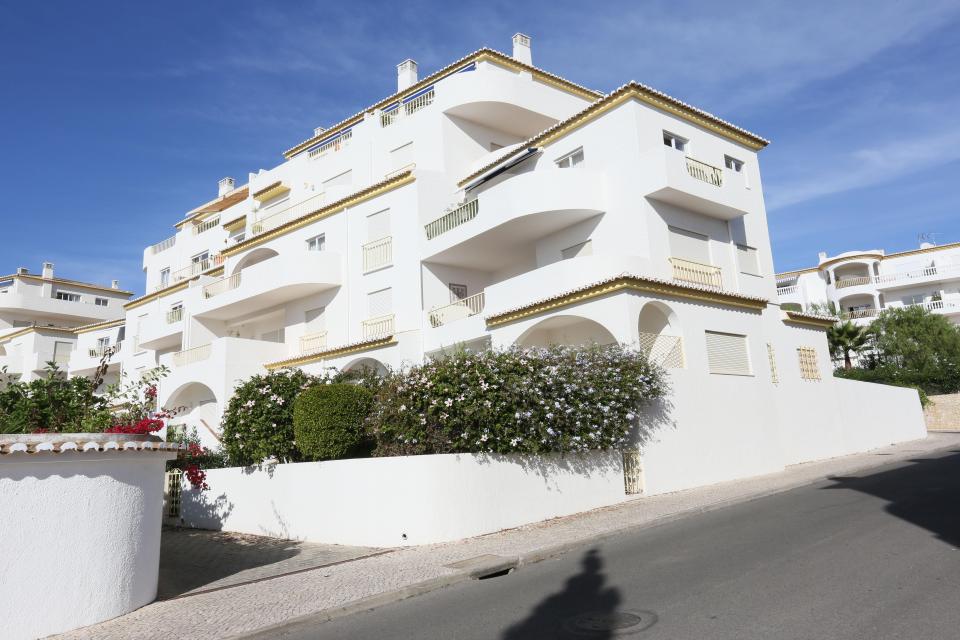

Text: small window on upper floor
xmin=663 ymin=131 xmax=687 ymax=151
xmin=736 ymin=244 xmax=761 ymax=276
xmin=306 ymin=234 xmax=326 ymax=252
xmin=555 ymin=148 xmax=584 ymax=168
xmin=159 ymin=268 xmax=170 ymax=287
xmin=725 ymin=156 xmax=744 ymax=172
xmin=94 ymin=297 xmax=108 ymax=307
xmin=96 ymin=336 xmax=111 ymax=349
xmin=55 ymin=292 xmax=81 ymax=302
xmin=561 ymin=240 xmax=593 ymax=260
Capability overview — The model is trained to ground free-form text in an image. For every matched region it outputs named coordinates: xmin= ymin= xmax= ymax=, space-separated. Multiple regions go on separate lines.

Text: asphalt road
xmin=253 ymin=449 xmax=960 ymax=639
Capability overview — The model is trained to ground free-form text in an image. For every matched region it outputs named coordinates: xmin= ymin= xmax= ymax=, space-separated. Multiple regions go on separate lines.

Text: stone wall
xmin=924 ymin=393 xmax=960 ymax=431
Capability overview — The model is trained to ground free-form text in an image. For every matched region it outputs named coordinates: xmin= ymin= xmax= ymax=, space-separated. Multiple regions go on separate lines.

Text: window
xmin=736 ymin=244 xmax=761 ymax=276
xmin=368 ymin=287 xmax=393 ymax=317
xmin=797 ymin=347 xmax=821 ymax=380
xmin=390 ymin=142 xmax=414 ymax=170
xmin=367 ymin=209 xmax=390 ymax=242
xmin=306 ymin=234 xmax=326 ymax=252
xmin=725 ymin=156 xmax=744 ymax=172
xmin=261 ymin=328 xmax=285 ymax=343
xmin=561 ymin=240 xmax=593 ymax=260
xmin=668 ymin=226 xmax=711 ymax=264
xmin=766 ymin=343 xmax=779 ymax=384
xmin=555 ymin=148 xmax=584 ymax=168
xmin=448 ymin=283 xmax=468 ymax=302
xmin=95 ymin=297 xmax=108 ymax=307
xmin=53 ymin=341 xmax=72 ymax=365
xmin=663 ymin=131 xmax=687 ymax=151
xmin=323 ymin=170 xmax=352 ymax=189
xmin=705 ymin=331 xmax=751 ymax=376
xmin=159 ymin=268 xmax=170 ymax=288
xmin=55 ymin=292 xmax=81 ymax=302
xmin=97 ymin=336 xmax=111 ymax=350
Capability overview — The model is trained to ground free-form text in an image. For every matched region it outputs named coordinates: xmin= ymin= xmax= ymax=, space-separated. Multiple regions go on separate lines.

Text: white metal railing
xmin=362 ymin=237 xmax=393 ymax=272
xmin=250 ymin=192 xmax=325 ymax=237
xmin=170 ymin=254 xmax=223 ymax=283
xmin=875 ymin=263 xmax=960 ymax=285
xmin=362 ymin=314 xmax=395 ymax=339
xmin=638 ymin=332 xmax=684 ymax=368
xmin=87 ymin=342 xmax=122 ymax=358
xmin=429 ymin=292 xmax=485 ymax=328
xmin=203 ymin=273 xmax=241 ymax=298
xmin=424 ymin=200 xmax=479 ymax=240
xmin=380 ymin=107 xmax=402 ymax=127
xmin=192 ymin=216 xmax=221 ymax=235
xmin=166 ymin=307 xmax=184 ymax=324
xmin=777 ymin=285 xmax=799 ymax=296
xmin=172 ymin=343 xmax=211 ymax=367
xmin=669 ymin=257 xmax=723 ymax=289
xmin=150 ymin=236 xmax=176 ymax=254
xmin=299 ymin=331 xmax=328 ymax=354
xmin=686 ymin=157 xmax=723 ymax=187
xmin=835 ymin=276 xmax=872 ymax=289
xmin=308 ymin=130 xmax=352 ymax=158
xmin=404 ymin=88 xmax=434 ymax=116
xmin=842 ymin=308 xmax=879 ymax=320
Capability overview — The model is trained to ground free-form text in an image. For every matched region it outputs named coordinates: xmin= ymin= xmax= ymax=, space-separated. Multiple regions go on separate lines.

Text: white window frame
xmin=306 ymin=233 xmax=326 ymax=252
xmin=448 ymin=283 xmax=468 ymax=302
xmin=555 ymin=147 xmax=584 ymax=168
xmin=159 ymin=267 xmax=171 ymax=287
xmin=55 ymin=291 xmax=81 ymax=302
xmin=94 ymin=297 xmax=109 ymax=307
xmin=724 ymin=155 xmax=744 ymax=172
xmin=663 ymin=131 xmax=688 ymax=152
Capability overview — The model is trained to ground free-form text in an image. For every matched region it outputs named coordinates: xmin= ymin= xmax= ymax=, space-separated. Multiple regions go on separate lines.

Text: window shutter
xmin=368 ymin=288 xmax=393 ymax=317
xmin=367 ymin=209 xmax=391 ymax=242
xmin=705 ymin=331 xmax=751 ymax=375
xmin=52 ymin=341 xmax=72 ymax=365
xmin=669 ymin=227 xmax=710 ymax=264
xmin=737 ymin=244 xmax=761 ymax=276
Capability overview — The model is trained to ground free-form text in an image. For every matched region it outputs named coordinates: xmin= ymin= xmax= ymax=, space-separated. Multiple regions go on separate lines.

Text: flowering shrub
xmin=166 ymin=426 xmax=228 ymax=490
xmin=368 ymin=344 xmax=669 ymax=456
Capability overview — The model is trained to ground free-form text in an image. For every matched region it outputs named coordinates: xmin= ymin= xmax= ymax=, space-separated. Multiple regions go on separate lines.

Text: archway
xmin=231 ymin=248 xmax=279 ymax=277
xmin=637 ymin=301 xmax=684 ymax=368
xmin=515 ymin=315 xmax=617 ymax=348
xmin=342 ymin=357 xmax=389 ymax=377
xmin=164 ymin=382 xmax=220 ymax=448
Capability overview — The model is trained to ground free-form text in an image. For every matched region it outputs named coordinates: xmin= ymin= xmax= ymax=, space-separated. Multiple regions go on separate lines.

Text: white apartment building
xmin=776 ymin=241 xmax=960 ymax=325
xmin=0 ymin=263 xmax=131 ymax=383
xmin=37 ymin=34 xmax=921 ymax=493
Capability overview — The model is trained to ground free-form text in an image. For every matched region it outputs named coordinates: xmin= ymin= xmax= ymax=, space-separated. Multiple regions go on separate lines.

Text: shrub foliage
xmin=368 ymin=344 xmax=668 ymax=457
xmin=293 ymin=383 xmax=374 ymax=461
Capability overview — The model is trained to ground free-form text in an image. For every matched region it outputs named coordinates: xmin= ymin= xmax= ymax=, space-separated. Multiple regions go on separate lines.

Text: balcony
xmin=150 ymin=236 xmax=176 ymax=254
xmin=308 ymin=130 xmax=353 ymax=159
xmin=776 ymin=285 xmax=799 ymax=296
xmin=835 ymin=276 xmax=872 ymax=290
xmin=642 ymin=145 xmax=751 ymax=219
xmin=669 ymin=257 xmax=723 ymax=289
xmin=875 ymin=263 xmax=960 ymax=290
xmin=192 ymin=216 xmax=221 ymax=235
xmin=362 ymin=314 xmax=395 ymax=340
xmin=299 ymin=331 xmax=328 ymax=354
xmin=249 ymin=192 xmax=325 ymax=238
xmin=425 ymin=200 xmax=479 ymax=240
xmin=362 ymin=237 xmax=393 ymax=273
xmin=428 ymin=292 xmax=486 ymax=328
xmin=841 ymin=308 xmax=879 ymax=321
xmin=193 ymin=250 xmax=341 ymax=320
xmin=172 ymin=343 xmax=211 ymax=367
xmin=380 ymin=88 xmax=435 ymax=128
xmin=169 ymin=254 xmax=225 ymax=286
xmin=69 ymin=342 xmax=123 ymax=375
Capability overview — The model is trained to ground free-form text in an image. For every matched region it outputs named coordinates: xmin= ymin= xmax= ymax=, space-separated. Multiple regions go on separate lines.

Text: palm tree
xmin=827 ymin=321 xmax=870 ymax=369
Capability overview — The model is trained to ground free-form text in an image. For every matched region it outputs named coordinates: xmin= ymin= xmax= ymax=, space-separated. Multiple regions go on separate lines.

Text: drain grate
xmin=563 ymin=610 xmax=657 ymax=635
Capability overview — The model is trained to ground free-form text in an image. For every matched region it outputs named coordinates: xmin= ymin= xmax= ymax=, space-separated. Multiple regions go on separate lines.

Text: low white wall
xmin=180 ymin=450 xmax=626 ymax=547
xmin=833 ymin=378 xmax=927 ymax=453
xmin=0 ymin=449 xmax=174 ymax=640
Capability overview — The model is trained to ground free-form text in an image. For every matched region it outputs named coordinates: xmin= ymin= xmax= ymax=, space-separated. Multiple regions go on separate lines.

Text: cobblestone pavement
xmin=158 ymin=529 xmax=381 ymax=599
xmin=53 ymin=433 xmax=960 ymax=640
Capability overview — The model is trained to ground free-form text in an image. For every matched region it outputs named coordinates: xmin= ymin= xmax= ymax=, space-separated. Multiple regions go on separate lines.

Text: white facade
xmin=0 ymin=263 xmax=130 ymax=383
xmin=776 ymin=241 xmax=960 ymax=326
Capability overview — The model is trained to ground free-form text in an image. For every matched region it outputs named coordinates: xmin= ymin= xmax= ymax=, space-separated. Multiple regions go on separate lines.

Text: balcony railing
xmin=299 ymin=331 xmax=328 ymax=354
xmin=362 ymin=236 xmax=393 ymax=273
xmin=638 ymin=332 xmax=684 ymax=368
xmin=842 ymin=308 xmax=879 ymax=320
xmin=429 ymin=292 xmax=485 ymax=328
xmin=170 ymin=254 xmax=224 ymax=284
xmin=776 ymin=285 xmax=799 ymax=296
xmin=87 ymin=342 xmax=122 ymax=359
xmin=835 ymin=276 xmax=872 ymax=289
xmin=203 ymin=273 xmax=241 ymax=299
xmin=875 ymin=263 xmax=960 ymax=285
xmin=308 ymin=129 xmax=352 ymax=158
xmin=669 ymin=257 xmax=723 ymax=289
xmin=380 ymin=107 xmax=401 ymax=127
xmin=686 ymin=157 xmax=723 ymax=187
xmin=172 ymin=343 xmax=211 ymax=367
xmin=406 ymin=88 xmax=434 ymax=115
xmin=166 ymin=307 xmax=184 ymax=324
xmin=362 ymin=314 xmax=395 ymax=339
xmin=193 ymin=216 xmax=221 ymax=235
xmin=250 ymin=192 xmax=325 ymax=238
xmin=424 ymin=200 xmax=479 ymax=240
xmin=150 ymin=236 xmax=176 ymax=254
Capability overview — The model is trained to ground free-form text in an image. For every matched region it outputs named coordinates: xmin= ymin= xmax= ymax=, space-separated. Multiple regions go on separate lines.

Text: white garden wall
xmin=180 ymin=450 xmax=626 ymax=547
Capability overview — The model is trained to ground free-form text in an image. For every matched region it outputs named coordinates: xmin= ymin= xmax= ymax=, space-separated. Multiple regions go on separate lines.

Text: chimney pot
xmin=218 ymin=177 xmax=235 ymax=197
xmin=314 ymin=126 xmax=326 ymax=137
xmin=16 ymin=267 xmax=28 ymax=275
xmin=512 ymin=33 xmax=532 ymax=65
xmin=42 ymin=262 xmax=54 ymax=279
xmin=111 ymin=280 xmax=120 ymax=289
xmin=397 ymin=59 xmax=418 ymax=92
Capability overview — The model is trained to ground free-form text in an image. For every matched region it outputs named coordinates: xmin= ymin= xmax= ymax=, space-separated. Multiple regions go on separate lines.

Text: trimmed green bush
xmin=780 ymin=302 xmax=802 ymax=312
xmin=293 ymin=383 xmax=374 ymax=461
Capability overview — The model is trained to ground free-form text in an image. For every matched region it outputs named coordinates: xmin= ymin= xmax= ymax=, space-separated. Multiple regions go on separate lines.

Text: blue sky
xmin=1 ymin=0 xmax=958 ymax=293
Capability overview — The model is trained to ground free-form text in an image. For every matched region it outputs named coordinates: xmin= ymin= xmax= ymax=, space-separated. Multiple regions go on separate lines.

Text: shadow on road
xmin=824 ymin=450 xmax=960 ymax=548
xmin=501 ymin=548 xmax=622 ymax=639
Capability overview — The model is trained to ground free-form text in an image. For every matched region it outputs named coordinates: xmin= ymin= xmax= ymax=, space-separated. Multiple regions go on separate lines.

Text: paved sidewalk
xmin=54 ymin=433 xmax=960 ymax=640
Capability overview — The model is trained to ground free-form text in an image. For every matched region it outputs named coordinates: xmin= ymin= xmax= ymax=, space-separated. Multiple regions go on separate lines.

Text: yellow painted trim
xmin=223 ymin=216 xmax=247 ymax=232
xmin=486 ymin=276 xmax=767 ymax=328
xmin=222 ymin=173 xmax=415 ymax=257
xmin=264 ymin=336 xmax=397 ymax=371
xmin=0 ymin=325 xmax=78 ymax=344
xmin=252 ymin=182 xmax=290 ymax=203
xmin=783 ymin=312 xmax=835 ymax=329
xmin=473 ymin=52 xmax=598 ymax=101
xmin=73 ymin=319 xmax=125 ymax=334
xmin=12 ymin=274 xmax=134 ymax=297
xmin=775 ymin=267 xmax=818 ymax=279
xmin=124 ymin=281 xmax=190 ymax=310
xmin=816 ymin=253 xmax=884 ymax=271
xmin=785 ymin=241 xmax=960 ymax=275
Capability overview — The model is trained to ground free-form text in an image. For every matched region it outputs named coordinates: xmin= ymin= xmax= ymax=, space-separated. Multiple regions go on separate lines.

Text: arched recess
xmin=231 ymin=248 xmax=279 ymax=277
xmin=637 ymin=301 xmax=684 ymax=368
xmin=342 ymin=357 xmax=389 ymax=377
xmin=515 ymin=315 xmax=617 ymax=348
xmin=164 ymin=381 xmax=220 ymax=448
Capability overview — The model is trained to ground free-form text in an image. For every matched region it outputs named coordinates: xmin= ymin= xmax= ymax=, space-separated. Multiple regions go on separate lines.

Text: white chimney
xmin=111 ymin=280 xmax=120 ymax=290
xmin=218 ymin=177 xmax=235 ymax=197
xmin=16 ymin=267 xmax=28 ymax=275
xmin=512 ymin=33 xmax=532 ymax=65
xmin=42 ymin=262 xmax=54 ymax=279
xmin=920 ymin=241 xmax=935 ymax=249
xmin=397 ymin=59 xmax=418 ymax=92
xmin=314 ymin=126 xmax=326 ymax=137
xmin=817 ymin=251 xmax=828 ymax=262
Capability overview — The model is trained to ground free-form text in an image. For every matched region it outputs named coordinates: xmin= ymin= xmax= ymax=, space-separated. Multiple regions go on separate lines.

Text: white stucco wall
xmin=180 ymin=450 xmax=626 ymax=547
xmin=0 ymin=449 xmax=175 ymax=640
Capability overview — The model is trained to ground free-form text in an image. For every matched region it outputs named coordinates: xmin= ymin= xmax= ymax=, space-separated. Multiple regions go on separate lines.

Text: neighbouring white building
xmin=0 ymin=263 xmax=131 ymax=384
xmin=5 ymin=35 xmax=925 ymax=496
xmin=776 ymin=241 xmax=960 ymax=325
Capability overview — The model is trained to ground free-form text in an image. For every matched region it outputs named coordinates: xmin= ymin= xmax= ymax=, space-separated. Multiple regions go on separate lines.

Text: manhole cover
xmin=563 ymin=610 xmax=657 ymax=635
